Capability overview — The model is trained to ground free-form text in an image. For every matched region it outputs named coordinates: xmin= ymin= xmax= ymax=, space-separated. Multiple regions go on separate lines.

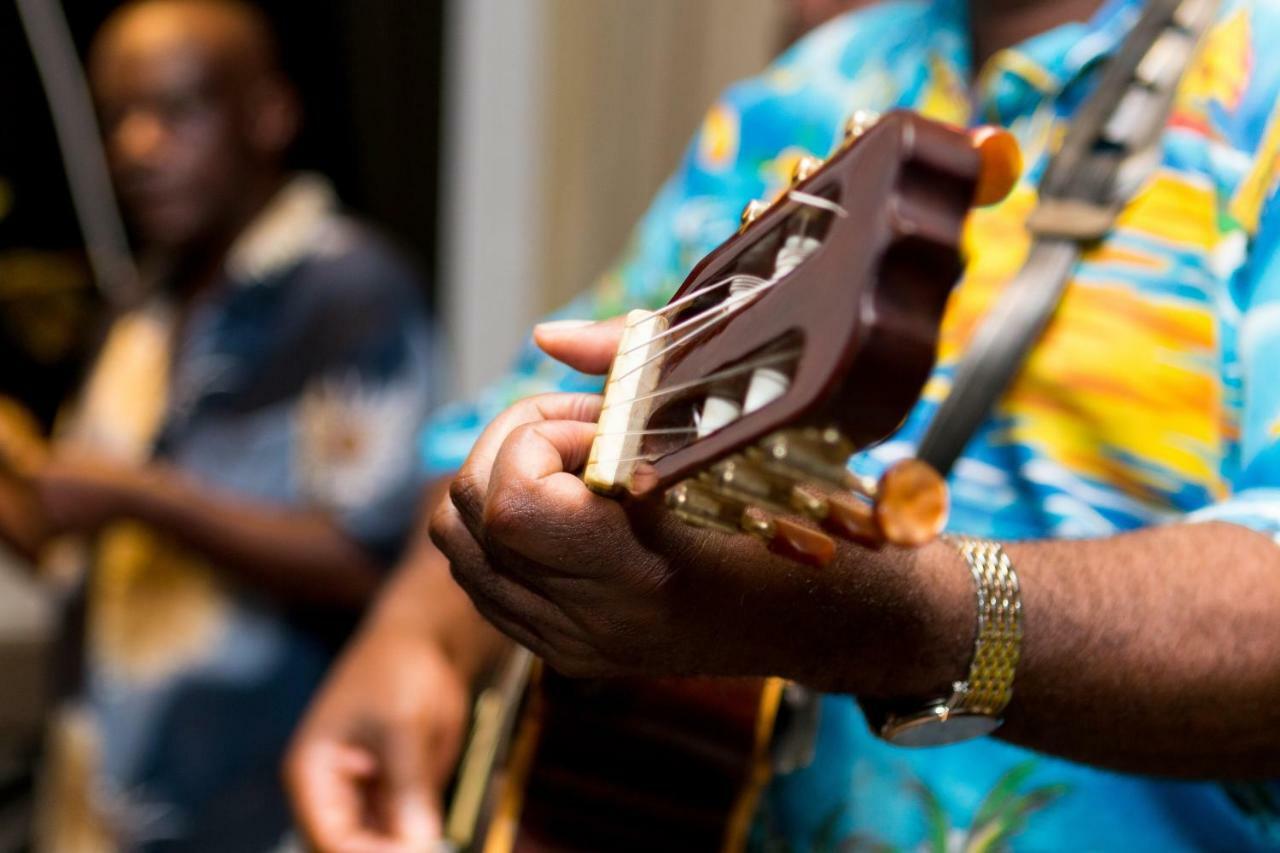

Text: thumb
xmin=532 ymin=316 xmax=626 ymax=375
xmin=384 ymin=729 xmax=444 ymax=845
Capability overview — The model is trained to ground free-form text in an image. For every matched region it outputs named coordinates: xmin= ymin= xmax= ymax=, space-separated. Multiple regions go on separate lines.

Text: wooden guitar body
xmin=483 ymin=668 xmax=778 ymax=852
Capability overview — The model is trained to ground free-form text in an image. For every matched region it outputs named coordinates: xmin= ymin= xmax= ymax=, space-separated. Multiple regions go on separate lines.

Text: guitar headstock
xmin=585 ymin=110 xmax=1019 ymax=565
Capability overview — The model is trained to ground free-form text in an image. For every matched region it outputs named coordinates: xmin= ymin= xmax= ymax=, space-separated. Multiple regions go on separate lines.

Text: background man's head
xmin=90 ymin=0 xmax=299 ymax=255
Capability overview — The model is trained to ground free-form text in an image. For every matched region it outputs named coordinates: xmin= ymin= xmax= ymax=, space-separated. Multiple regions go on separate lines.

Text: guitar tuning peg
xmin=751 ymin=431 xmax=855 ymax=491
xmin=872 ymin=459 xmax=949 ymax=546
xmin=968 ymin=126 xmax=1022 ymax=207
xmin=702 ymin=456 xmax=794 ymax=511
xmin=815 ymin=426 xmax=855 ymax=459
xmin=790 ymin=155 xmax=823 ymax=186
xmin=842 ymin=110 xmax=881 ymax=145
xmin=741 ymin=506 xmax=836 ymax=567
xmin=666 ymin=480 xmax=741 ymax=533
xmin=791 ymin=484 xmax=884 ymax=547
xmin=739 ymin=199 xmax=769 ymax=232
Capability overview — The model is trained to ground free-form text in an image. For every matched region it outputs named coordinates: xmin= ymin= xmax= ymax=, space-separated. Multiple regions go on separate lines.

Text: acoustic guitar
xmin=444 ymin=109 xmax=1021 ymax=853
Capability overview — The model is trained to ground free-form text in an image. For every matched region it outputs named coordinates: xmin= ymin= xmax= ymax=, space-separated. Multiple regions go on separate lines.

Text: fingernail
xmin=398 ymin=797 xmax=442 ymax=841
xmin=535 ymin=319 xmax=595 ymax=332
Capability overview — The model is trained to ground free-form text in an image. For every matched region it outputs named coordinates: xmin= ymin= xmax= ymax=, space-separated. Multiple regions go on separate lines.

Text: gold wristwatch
xmin=874 ymin=536 xmax=1023 ymax=747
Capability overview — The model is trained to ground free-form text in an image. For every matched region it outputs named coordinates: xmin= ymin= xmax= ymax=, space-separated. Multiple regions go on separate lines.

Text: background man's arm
xmin=37 ymin=458 xmax=391 ymax=609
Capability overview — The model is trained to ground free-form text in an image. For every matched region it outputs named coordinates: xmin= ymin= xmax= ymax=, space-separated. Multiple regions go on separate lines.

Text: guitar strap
xmin=916 ymin=0 xmax=1220 ymax=476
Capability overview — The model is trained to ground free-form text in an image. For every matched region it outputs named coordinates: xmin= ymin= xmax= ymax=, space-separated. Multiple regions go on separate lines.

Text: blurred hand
xmin=0 ymin=479 xmax=49 ymax=561
xmin=0 ymin=397 xmax=150 ymax=557
xmin=0 ymin=398 xmax=53 ymax=558
xmin=285 ymin=622 xmax=469 ymax=853
xmin=30 ymin=451 xmax=149 ymax=535
xmin=0 ymin=396 xmax=48 ymax=479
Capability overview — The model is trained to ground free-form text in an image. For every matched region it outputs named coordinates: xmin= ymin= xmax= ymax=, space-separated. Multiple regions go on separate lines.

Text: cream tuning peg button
xmin=739 ymin=199 xmax=769 ymax=232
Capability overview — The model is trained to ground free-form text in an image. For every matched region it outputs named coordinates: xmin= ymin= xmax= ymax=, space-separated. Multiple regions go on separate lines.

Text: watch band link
xmin=948 ymin=536 xmax=1022 ymax=716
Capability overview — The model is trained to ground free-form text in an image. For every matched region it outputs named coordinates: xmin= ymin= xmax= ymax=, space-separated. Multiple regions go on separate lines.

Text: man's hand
xmin=0 ymin=399 xmax=142 ymax=558
xmin=286 ymin=621 xmax=468 ymax=852
xmin=29 ymin=451 xmax=152 ymax=535
xmin=0 ymin=396 xmax=48 ymax=479
xmin=429 ymin=318 xmax=958 ymax=692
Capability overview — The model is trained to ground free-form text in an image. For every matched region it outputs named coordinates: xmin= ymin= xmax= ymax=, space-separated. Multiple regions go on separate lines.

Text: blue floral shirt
xmin=422 ymin=2 xmax=1280 ymax=848
xmin=58 ymin=177 xmax=437 ymax=851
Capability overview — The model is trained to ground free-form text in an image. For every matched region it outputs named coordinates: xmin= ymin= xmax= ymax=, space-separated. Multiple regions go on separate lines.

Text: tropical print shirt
xmin=421 ymin=1 xmax=1280 ymax=848
xmin=46 ymin=176 xmax=436 ymax=852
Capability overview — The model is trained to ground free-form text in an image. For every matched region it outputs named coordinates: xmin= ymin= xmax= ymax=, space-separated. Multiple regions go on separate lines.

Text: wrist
xmin=115 ymin=464 xmax=165 ymax=515
xmin=796 ymin=540 xmax=975 ymax=701
xmin=366 ymin=546 xmax=509 ymax=687
xmin=890 ymin=540 xmax=979 ymax=700
xmin=867 ymin=537 xmax=1024 ymax=746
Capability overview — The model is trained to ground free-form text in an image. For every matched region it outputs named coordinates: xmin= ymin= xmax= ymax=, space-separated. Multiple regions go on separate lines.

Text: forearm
xmin=853 ymin=521 xmax=1280 ymax=777
xmin=361 ymin=478 xmax=509 ymax=687
xmin=1000 ymin=522 xmax=1280 ymax=776
xmin=119 ymin=465 xmax=383 ymax=609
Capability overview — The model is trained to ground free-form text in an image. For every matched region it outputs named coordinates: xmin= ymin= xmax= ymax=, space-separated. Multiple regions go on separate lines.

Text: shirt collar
xmin=224 ymin=172 xmax=340 ymax=287
xmin=972 ymin=0 xmax=1146 ymax=116
xmin=930 ymin=0 xmax=1143 ymax=123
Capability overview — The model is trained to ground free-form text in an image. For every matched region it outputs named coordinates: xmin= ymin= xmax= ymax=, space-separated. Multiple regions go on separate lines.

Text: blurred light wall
xmin=442 ymin=0 xmax=782 ymax=397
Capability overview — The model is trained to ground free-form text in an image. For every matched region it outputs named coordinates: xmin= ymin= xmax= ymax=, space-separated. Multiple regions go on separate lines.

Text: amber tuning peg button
xmin=824 ymin=492 xmax=884 ymax=547
xmin=741 ymin=507 xmax=836 ymax=567
xmin=968 ymin=126 xmax=1022 ymax=207
xmin=873 ymin=459 xmax=949 ymax=547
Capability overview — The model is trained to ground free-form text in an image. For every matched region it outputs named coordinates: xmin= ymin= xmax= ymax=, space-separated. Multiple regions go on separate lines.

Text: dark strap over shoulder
xmin=916 ymin=0 xmax=1219 ymax=476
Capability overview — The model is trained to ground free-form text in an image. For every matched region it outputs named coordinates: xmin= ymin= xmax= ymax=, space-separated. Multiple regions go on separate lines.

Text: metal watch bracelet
xmin=948 ymin=536 xmax=1023 ymax=715
xmin=874 ymin=536 xmax=1023 ymax=746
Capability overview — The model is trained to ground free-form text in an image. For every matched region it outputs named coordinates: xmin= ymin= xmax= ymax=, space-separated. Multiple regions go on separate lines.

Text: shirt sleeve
xmin=293 ymin=247 xmax=439 ymax=564
xmin=420 ymin=70 xmax=851 ymax=478
xmin=1185 ymin=185 xmax=1280 ymax=540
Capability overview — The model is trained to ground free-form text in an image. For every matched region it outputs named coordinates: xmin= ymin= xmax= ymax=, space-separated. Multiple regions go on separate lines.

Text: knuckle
xmin=482 ymin=484 xmax=537 ymax=546
xmin=448 ymin=471 xmax=485 ymax=523
xmin=534 ymin=391 xmax=601 ymax=424
xmin=427 ymin=503 xmax=455 ymax=547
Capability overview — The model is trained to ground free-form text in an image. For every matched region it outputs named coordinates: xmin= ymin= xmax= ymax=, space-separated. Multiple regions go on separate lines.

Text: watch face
xmin=883 ymin=709 xmax=1001 ymax=747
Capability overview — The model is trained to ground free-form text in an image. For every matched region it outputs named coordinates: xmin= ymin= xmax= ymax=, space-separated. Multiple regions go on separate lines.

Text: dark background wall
xmin=0 ymin=0 xmax=446 ymax=425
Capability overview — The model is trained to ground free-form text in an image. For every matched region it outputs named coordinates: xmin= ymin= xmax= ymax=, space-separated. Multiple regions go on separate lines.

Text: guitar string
xmin=615 ymin=189 xmax=847 ymax=355
xmin=598 ymin=191 xmax=844 ymax=464
xmin=623 ymin=273 xmax=767 ymax=329
xmin=593 ymin=426 xmax=699 ymax=438
xmin=607 ymin=283 xmax=777 ymax=386
xmin=615 ymin=274 xmax=768 ymax=358
xmin=786 ymin=190 xmax=848 ymax=218
xmin=599 ymin=348 xmax=801 ymax=415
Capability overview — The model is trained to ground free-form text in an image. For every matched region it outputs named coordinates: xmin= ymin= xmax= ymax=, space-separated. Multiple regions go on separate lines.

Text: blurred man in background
xmin=0 ymin=0 xmax=435 ymax=848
